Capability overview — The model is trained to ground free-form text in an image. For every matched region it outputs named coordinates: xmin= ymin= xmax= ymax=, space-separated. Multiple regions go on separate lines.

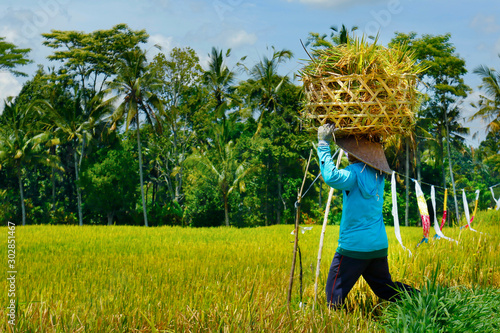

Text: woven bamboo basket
xmin=302 ymin=72 xmax=417 ymax=138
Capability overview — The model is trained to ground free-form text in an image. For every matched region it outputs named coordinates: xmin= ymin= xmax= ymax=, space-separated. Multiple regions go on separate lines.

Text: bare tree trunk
xmin=17 ymin=164 xmax=26 ymax=226
xmin=107 ymin=212 xmax=114 ymax=225
xmin=173 ymin=123 xmax=183 ymax=203
xmin=51 ymin=166 xmax=56 ymax=211
xmin=438 ymin=136 xmax=446 ymax=191
xmin=224 ymin=193 xmax=229 ymax=227
xmin=137 ymin=119 xmax=149 ymax=227
xmin=152 ymin=179 xmax=157 ymax=206
xmin=277 ymin=163 xmax=283 ymax=224
xmin=74 ymin=150 xmax=83 ymax=226
xmin=175 ymin=172 xmax=182 ymax=202
xmin=416 ymin=139 xmax=422 ymax=183
xmin=445 ymin=116 xmax=459 ymax=225
xmin=265 ymin=160 xmax=269 ymax=226
xmin=51 ymin=146 xmax=56 ymax=212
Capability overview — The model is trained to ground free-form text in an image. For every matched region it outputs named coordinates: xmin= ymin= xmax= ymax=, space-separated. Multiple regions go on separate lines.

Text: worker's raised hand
xmin=318 ymin=124 xmax=335 ymax=145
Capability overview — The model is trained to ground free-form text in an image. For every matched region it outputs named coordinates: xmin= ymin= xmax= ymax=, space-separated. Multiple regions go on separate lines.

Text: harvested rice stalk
xmin=300 ymin=37 xmax=425 ymax=140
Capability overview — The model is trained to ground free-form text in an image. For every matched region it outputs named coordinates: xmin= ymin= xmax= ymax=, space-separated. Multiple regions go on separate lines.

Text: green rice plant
xmin=379 ymin=268 xmax=500 ymax=333
xmin=0 ymin=209 xmax=498 ymax=332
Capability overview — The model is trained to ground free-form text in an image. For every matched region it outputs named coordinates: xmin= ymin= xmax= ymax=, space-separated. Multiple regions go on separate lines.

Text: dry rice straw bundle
xmin=300 ymin=37 xmax=425 ymax=140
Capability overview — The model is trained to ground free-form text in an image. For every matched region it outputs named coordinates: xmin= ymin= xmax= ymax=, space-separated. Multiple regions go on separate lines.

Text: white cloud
xmin=197 ymin=51 xmax=211 ymax=71
xmin=149 ymin=34 xmax=174 ymax=53
xmin=226 ymin=30 xmax=257 ymax=48
xmin=0 ymin=73 xmax=22 ymax=112
xmin=0 ymin=26 xmax=20 ymax=43
xmin=470 ymin=14 xmax=500 ymax=34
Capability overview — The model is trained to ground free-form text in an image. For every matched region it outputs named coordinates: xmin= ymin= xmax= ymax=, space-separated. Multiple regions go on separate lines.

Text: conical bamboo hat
xmin=335 ymin=136 xmax=392 ymax=175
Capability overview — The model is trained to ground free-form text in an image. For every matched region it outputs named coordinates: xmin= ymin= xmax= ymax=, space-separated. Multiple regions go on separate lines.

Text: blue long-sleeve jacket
xmin=318 ymin=144 xmax=388 ymax=259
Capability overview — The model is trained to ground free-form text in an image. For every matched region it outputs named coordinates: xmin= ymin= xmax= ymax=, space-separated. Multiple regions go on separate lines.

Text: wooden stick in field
xmin=287 ymin=149 xmax=313 ymax=310
xmin=313 ymin=149 xmax=344 ymax=310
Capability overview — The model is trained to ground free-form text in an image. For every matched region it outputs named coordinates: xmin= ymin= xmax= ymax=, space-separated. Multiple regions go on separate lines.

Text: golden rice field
xmin=1 ymin=209 xmax=499 ymax=332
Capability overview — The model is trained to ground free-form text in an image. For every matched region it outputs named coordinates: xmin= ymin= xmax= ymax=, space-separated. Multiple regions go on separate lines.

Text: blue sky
xmin=1 ymin=0 xmax=499 ymax=146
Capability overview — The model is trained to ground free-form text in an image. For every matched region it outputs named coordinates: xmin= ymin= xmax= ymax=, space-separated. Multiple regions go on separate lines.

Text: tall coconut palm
xmin=186 ymin=121 xmax=256 ymax=226
xmin=471 ymin=57 xmax=500 ymax=134
xmin=238 ymin=47 xmax=293 ymax=224
xmin=40 ymin=85 xmax=115 ymax=226
xmin=203 ymin=47 xmax=241 ymax=124
xmin=422 ymin=104 xmax=469 ymax=186
xmin=0 ymin=98 xmax=61 ymax=225
xmin=420 ymin=103 xmax=469 ymax=224
xmin=109 ymin=48 xmax=163 ymax=227
xmin=241 ymin=46 xmax=293 ymax=136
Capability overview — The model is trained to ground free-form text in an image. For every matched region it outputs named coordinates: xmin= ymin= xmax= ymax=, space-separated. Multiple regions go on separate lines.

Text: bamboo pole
xmin=287 ymin=149 xmax=313 ymax=310
xmin=313 ymin=149 xmax=344 ymax=310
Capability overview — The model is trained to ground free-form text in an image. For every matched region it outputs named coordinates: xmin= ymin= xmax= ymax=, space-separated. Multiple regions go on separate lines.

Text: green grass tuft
xmin=379 ymin=279 xmax=500 ymax=333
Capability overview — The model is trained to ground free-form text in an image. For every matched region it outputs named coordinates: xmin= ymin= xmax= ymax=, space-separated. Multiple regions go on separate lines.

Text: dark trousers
xmin=325 ymin=252 xmax=416 ymax=307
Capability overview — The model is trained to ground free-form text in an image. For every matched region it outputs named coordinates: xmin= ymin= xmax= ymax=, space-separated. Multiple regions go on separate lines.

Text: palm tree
xmin=306 ymin=24 xmax=359 ymax=49
xmin=422 ymin=105 xmax=468 ymax=182
xmin=0 ymin=98 xmax=60 ymax=225
xmin=241 ymin=47 xmax=293 ymax=136
xmin=238 ymin=47 xmax=294 ymax=224
xmin=420 ymin=103 xmax=469 ymax=224
xmin=40 ymin=84 xmax=115 ymax=226
xmin=203 ymin=47 xmax=241 ymax=124
xmin=187 ymin=121 xmax=256 ymax=226
xmin=471 ymin=57 xmax=500 ymax=134
xmin=109 ymin=48 xmax=164 ymax=227
xmin=331 ymin=24 xmax=359 ymax=44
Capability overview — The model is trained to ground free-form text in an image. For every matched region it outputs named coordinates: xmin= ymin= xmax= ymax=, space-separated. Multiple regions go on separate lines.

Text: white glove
xmin=318 ymin=124 xmax=335 ymax=145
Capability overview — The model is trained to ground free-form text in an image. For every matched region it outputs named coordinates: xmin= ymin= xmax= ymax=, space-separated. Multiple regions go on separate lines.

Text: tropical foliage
xmin=1 ymin=25 xmax=499 ymax=227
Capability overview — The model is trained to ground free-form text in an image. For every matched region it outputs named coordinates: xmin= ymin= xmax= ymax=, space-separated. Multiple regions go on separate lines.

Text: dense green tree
xmin=3 ymin=25 xmax=498 ymax=228
xmin=80 ymin=139 xmax=138 ymax=225
xmin=15 ymin=68 xmax=64 ymax=215
xmin=41 ymin=24 xmax=148 ymax=225
xmin=389 ymin=32 xmax=471 ymax=224
xmin=41 ymin=84 xmax=115 ymax=226
xmin=239 ymin=46 xmax=293 ymax=136
xmin=150 ymin=47 xmax=203 ymax=203
xmin=476 ymin=131 xmax=500 ymax=183
xmin=186 ymin=120 xmax=256 ymax=227
xmin=202 ymin=47 xmax=242 ymax=125
xmin=471 ymin=55 xmax=500 ymax=134
xmin=0 ymin=37 xmax=31 ymax=77
xmin=42 ymin=24 xmax=148 ymax=97
xmin=236 ymin=47 xmax=302 ymax=225
xmin=109 ymin=48 xmax=163 ymax=227
xmin=0 ymin=98 xmax=60 ymax=225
